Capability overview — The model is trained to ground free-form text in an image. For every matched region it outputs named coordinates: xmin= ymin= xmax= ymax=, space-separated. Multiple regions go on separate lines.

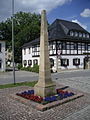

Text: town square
xmin=0 ymin=0 xmax=90 ymax=119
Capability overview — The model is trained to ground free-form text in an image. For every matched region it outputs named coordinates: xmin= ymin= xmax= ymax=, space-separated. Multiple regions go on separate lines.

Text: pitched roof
xmin=57 ymin=19 xmax=87 ymax=32
xmin=22 ymin=19 xmax=90 ymax=48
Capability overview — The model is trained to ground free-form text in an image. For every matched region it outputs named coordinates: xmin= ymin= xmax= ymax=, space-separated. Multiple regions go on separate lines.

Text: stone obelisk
xmin=34 ymin=10 xmax=56 ymax=97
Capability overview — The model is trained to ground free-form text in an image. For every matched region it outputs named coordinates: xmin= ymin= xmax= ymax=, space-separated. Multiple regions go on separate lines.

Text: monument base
xmin=34 ymin=82 xmax=56 ymax=97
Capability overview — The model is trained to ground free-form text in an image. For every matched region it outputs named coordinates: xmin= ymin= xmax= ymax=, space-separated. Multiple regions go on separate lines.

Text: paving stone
xmin=0 ymin=86 xmax=90 ymax=120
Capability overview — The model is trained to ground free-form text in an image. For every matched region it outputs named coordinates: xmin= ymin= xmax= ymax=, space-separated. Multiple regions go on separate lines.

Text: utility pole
xmin=12 ymin=0 xmax=16 ymax=84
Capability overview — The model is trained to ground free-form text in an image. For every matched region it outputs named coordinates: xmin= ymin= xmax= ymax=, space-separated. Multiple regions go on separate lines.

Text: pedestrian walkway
xmin=0 ymin=86 xmax=90 ymax=120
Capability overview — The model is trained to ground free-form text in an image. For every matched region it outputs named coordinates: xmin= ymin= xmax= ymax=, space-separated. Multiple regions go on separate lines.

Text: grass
xmin=0 ymin=81 xmax=37 ymax=89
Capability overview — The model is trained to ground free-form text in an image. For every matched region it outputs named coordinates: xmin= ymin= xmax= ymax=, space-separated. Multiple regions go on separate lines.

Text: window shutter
xmin=67 ymin=59 xmax=69 ymax=66
xmin=61 ymin=59 xmax=63 ymax=66
xmin=78 ymin=59 xmax=80 ymax=65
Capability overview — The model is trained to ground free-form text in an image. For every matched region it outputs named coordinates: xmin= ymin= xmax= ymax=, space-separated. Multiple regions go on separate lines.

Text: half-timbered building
xmin=22 ymin=19 xmax=90 ymax=72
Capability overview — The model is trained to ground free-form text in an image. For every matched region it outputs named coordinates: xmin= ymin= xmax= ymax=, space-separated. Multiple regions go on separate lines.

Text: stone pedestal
xmin=34 ymin=10 xmax=56 ymax=97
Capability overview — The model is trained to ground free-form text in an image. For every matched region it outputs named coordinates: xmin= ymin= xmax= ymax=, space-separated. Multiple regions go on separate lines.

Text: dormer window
xmin=79 ymin=32 xmax=82 ymax=37
xmin=83 ymin=33 xmax=85 ymax=38
xmin=86 ymin=34 xmax=89 ymax=38
xmin=75 ymin=32 xmax=78 ymax=37
xmin=70 ymin=31 xmax=74 ymax=36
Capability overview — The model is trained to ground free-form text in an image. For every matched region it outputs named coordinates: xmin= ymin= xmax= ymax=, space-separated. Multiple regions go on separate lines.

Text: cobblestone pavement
xmin=0 ymin=86 xmax=90 ymax=120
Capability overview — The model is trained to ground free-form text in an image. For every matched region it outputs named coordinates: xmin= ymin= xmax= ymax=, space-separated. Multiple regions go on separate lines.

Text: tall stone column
xmin=34 ymin=10 xmax=56 ymax=97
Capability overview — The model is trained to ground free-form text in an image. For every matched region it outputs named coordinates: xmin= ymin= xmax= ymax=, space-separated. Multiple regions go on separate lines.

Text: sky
xmin=0 ymin=0 xmax=90 ymax=32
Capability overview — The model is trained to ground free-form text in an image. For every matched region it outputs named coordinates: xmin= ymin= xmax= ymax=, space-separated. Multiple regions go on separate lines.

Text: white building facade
xmin=22 ymin=19 xmax=90 ymax=72
xmin=0 ymin=40 xmax=6 ymax=72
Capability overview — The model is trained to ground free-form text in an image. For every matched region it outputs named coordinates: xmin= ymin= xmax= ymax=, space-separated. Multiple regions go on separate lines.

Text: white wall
xmin=59 ymin=55 xmax=85 ymax=70
xmin=22 ymin=47 xmax=86 ymax=72
xmin=0 ymin=41 xmax=6 ymax=72
xmin=22 ymin=47 xmax=40 ymax=67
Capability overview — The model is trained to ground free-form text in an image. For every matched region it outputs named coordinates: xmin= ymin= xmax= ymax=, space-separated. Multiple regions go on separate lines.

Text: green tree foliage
xmin=0 ymin=12 xmax=41 ymax=63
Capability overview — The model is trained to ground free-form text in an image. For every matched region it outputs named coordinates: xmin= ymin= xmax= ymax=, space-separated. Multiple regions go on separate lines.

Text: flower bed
xmin=16 ymin=89 xmax=75 ymax=104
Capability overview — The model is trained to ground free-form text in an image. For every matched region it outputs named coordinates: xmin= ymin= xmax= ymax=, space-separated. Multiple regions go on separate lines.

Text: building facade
xmin=0 ymin=40 xmax=6 ymax=72
xmin=22 ymin=19 xmax=90 ymax=72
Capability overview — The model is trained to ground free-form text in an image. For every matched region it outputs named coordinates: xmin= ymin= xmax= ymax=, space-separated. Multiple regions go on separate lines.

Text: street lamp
xmin=12 ymin=0 xmax=16 ymax=84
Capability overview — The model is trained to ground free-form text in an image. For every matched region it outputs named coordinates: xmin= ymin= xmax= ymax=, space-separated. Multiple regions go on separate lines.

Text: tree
xmin=0 ymin=12 xmax=41 ymax=63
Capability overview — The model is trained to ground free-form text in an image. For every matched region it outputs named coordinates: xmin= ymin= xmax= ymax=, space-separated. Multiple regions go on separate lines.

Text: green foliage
xmin=0 ymin=11 xmax=41 ymax=63
xmin=21 ymin=65 xmax=39 ymax=73
xmin=17 ymin=63 xmax=22 ymax=70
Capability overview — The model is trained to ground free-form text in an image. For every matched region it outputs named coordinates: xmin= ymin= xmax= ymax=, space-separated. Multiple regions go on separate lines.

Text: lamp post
xmin=57 ymin=50 xmax=61 ymax=72
xmin=12 ymin=0 xmax=16 ymax=84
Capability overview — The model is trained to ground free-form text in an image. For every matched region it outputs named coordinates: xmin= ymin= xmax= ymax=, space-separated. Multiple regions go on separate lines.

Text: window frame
xmin=61 ymin=58 xmax=69 ymax=66
xmin=75 ymin=32 xmax=78 ymax=37
xmin=24 ymin=48 xmax=26 ymax=55
xmin=23 ymin=60 xmax=27 ymax=66
xmin=33 ymin=59 xmax=38 ymax=65
xmin=79 ymin=32 xmax=82 ymax=37
xmin=50 ymin=58 xmax=54 ymax=68
xmin=73 ymin=58 xmax=80 ymax=66
xmin=70 ymin=31 xmax=74 ymax=36
xmin=28 ymin=60 xmax=32 ymax=66
xmin=28 ymin=47 xmax=31 ymax=54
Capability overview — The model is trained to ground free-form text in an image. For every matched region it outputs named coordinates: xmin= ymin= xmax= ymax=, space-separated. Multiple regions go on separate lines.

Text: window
xmin=49 ymin=44 xmax=53 ymax=50
xmin=0 ymin=43 xmax=1 ymax=52
xmin=0 ymin=59 xmax=1 ymax=68
xmin=61 ymin=59 xmax=69 ymax=66
xmin=53 ymin=42 xmax=56 ymax=49
xmin=83 ymin=33 xmax=85 ymax=38
xmin=70 ymin=42 xmax=74 ymax=50
xmin=32 ymin=46 xmax=37 ymax=52
xmin=79 ymin=32 xmax=82 ymax=37
xmin=85 ymin=43 xmax=88 ymax=50
xmin=75 ymin=32 xmax=78 ymax=37
xmin=67 ymin=42 xmax=70 ymax=50
xmin=73 ymin=58 xmax=80 ymax=66
xmin=34 ymin=47 xmax=37 ymax=51
xmin=78 ymin=43 xmax=81 ymax=50
xmin=50 ymin=58 xmax=54 ymax=68
xmin=88 ymin=44 xmax=90 ymax=51
xmin=86 ymin=34 xmax=89 ymax=38
xmin=82 ymin=43 xmax=85 ymax=50
xmin=57 ymin=41 xmax=61 ymax=50
xmin=33 ymin=59 xmax=38 ymax=65
xmin=62 ymin=42 xmax=66 ymax=50
xmin=32 ymin=46 xmax=39 ymax=52
xmin=49 ymin=42 xmax=56 ymax=50
xmin=28 ymin=48 xmax=30 ymax=54
xmin=23 ymin=60 xmax=27 ymax=66
xmin=74 ymin=43 xmax=78 ymax=50
xmin=28 ymin=60 xmax=32 ymax=66
xmin=32 ymin=45 xmax=40 ymax=56
xmin=24 ymin=48 xmax=26 ymax=55
xmin=70 ymin=31 xmax=74 ymax=36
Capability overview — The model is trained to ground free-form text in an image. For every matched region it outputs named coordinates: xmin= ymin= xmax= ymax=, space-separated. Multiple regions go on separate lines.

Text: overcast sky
xmin=0 ymin=0 xmax=90 ymax=31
